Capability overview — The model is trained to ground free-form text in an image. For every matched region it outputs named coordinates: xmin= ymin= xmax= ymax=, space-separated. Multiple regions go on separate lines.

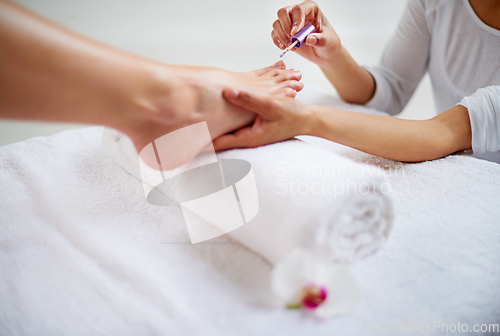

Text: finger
xmin=290 ymin=1 xmax=320 ymax=35
xmin=304 ymin=33 xmax=327 ymax=47
xmin=316 ymin=9 xmax=324 ymax=32
xmin=271 ymin=30 xmax=285 ymax=50
xmin=213 ymin=118 xmax=264 ymax=151
xmin=222 ymin=89 xmax=273 ymax=116
xmin=212 ymin=129 xmax=255 ymax=151
xmin=290 ymin=4 xmax=306 ymax=35
xmin=212 ymin=133 xmax=247 ymax=152
xmin=277 ymin=6 xmax=293 ymax=37
xmin=213 ymin=134 xmax=238 ymax=151
xmin=272 ymin=19 xmax=289 ymax=49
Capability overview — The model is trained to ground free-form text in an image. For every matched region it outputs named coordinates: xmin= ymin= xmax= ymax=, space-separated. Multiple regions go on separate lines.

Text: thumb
xmin=305 ymin=33 xmax=328 ymax=47
xmin=212 ymin=117 xmax=263 ymax=151
xmin=223 ymin=89 xmax=273 ymax=116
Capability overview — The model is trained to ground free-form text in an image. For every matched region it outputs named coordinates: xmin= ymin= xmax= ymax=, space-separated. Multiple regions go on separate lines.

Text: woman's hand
xmin=212 ymin=89 xmax=312 ymax=151
xmin=272 ymin=0 xmax=341 ymax=66
xmin=214 ymin=88 xmax=473 ymax=163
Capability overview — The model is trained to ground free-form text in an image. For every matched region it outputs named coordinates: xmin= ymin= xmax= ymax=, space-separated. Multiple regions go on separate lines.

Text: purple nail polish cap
xmin=291 ymin=24 xmax=316 ymax=48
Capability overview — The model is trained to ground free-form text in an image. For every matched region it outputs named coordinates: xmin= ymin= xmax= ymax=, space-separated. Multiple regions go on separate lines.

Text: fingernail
xmin=291 ymin=25 xmax=299 ymax=35
xmin=306 ymin=35 xmax=317 ymax=46
xmin=279 ymin=43 xmax=285 ymax=49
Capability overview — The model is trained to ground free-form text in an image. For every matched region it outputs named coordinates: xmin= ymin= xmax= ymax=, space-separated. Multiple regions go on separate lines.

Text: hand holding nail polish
xmin=279 ymin=24 xmax=316 ymax=58
xmin=271 ymin=1 xmax=342 ymax=65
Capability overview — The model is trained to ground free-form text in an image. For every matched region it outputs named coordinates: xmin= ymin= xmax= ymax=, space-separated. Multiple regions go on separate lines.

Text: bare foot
xmin=241 ymin=60 xmax=303 ymax=98
xmin=123 ymin=61 xmax=303 ymax=169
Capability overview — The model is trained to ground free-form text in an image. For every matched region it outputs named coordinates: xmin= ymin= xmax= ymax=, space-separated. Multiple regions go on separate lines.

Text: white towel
xmin=103 ymin=128 xmax=393 ymax=264
xmin=1 ymin=91 xmax=500 ymax=335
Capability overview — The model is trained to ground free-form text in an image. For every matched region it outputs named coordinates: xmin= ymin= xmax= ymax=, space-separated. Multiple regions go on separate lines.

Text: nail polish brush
xmin=279 ymin=24 xmax=316 ymax=58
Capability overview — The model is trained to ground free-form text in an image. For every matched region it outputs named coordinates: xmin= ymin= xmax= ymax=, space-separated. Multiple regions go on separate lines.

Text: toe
xmin=283 ymin=88 xmax=297 ymax=98
xmin=250 ymin=61 xmax=286 ymax=77
xmin=295 ymin=81 xmax=305 ymax=92
xmin=275 ymin=69 xmax=302 ymax=81
xmin=275 ymin=87 xmax=297 ymax=98
xmin=282 ymin=80 xmax=304 ymax=92
xmin=272 ymin=60 xmax=286 ymax=69
xmin=249 ymin=67 xmax=272 ymax=77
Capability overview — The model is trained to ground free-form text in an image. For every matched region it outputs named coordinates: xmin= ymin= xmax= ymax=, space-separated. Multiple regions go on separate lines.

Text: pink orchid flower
xmin=271 ymin=247 xmax=361 ymax=318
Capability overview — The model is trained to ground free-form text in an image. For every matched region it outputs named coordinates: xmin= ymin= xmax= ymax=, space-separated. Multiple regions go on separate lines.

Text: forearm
xmin=306 ymin=105 xmax=472 ymax=162
xmin=0 ymin=0 xmax=162 ymax=130
xmin=319 ymin=46 xmax=376 ymax=104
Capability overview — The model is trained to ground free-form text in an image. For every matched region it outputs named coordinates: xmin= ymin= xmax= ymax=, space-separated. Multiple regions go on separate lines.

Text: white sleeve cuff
xmin=457 ymin=86 xmax=500 ymax=154
xmin=364 ymin=66 xmax=402 ymax=116
xmin=364 ymin=67 xmax=389 ymax=113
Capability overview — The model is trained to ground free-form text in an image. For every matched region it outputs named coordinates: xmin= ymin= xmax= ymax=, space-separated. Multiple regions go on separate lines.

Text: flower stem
xmin=286 ymin=301 xmax=304 ymax=309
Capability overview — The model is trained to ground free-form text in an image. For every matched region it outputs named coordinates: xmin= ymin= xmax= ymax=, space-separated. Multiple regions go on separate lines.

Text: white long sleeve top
xmin=365 ymin=0 xmax=500 ymax=159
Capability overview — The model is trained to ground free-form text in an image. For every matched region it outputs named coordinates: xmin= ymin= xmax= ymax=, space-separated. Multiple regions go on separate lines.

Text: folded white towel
xmin=103 ymin=128 xmax=393 ymax=264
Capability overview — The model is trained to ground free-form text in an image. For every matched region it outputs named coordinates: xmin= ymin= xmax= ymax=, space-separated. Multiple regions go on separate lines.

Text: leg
xmin=0 ymin=0 xmax=303 ymax=169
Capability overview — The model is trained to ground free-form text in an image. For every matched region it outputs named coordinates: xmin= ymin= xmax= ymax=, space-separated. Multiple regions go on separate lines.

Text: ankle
xmin=110 ymin=61 xmax=196 ymax=152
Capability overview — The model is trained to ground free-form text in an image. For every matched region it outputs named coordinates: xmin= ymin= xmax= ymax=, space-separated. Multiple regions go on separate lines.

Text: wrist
xmin=318 ymin=45 xmax=376 ymax=104
xmin=317 ymin=44 xmax=348 ymax=72
xmin=298 ymin=104 xmax=322 ymax=136
xmin=302 ymin=105 xmax=341 ymax=141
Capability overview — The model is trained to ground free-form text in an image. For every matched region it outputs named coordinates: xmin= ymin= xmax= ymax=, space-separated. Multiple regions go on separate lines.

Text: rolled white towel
xmin=216 ymin=139 xmax=393 ymax=264
xmin=102 ymin=128 xmax=393 ymax=264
